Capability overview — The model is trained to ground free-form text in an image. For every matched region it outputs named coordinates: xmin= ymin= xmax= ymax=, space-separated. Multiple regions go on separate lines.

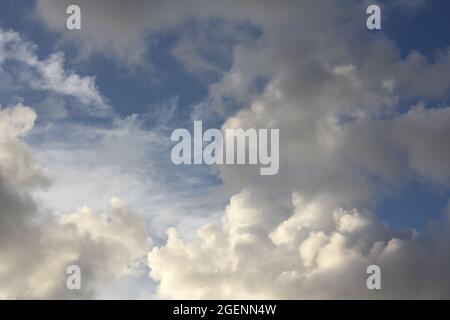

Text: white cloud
xmin=143 ymin=0 xmax=450 ymax=299
xmin=149 ymin=189 xmax=450 ymax=299
xmin=0 ymin=28 xmax=111 ymax=117
xmin=27 ymin=111 xmax=223 ymax=242
xmin=0 ymin=105 xmax=150 ymax=299
xmin=0 ymin=0 xmax=445 ymax=299
xmin=0 ymin=104 xmax=49 ymax=188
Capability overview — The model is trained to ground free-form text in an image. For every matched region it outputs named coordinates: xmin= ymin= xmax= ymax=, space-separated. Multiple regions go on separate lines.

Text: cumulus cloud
xmin=144 ymin=0 xmax=450 ymax=299
xmin=149 ymin=189 xmax=450 ymax=299
xmin=32 ymin=1 xmax=364 ymax=69
xmin=0 ymin=104 xmax=49 ymax=188
xmin=34 ymin=0 xmax=199 ymax=67
xmin=0 ymin=105 xmax=150 ymax=299
xmin=12 ymin=0 xmax=450 ymax=299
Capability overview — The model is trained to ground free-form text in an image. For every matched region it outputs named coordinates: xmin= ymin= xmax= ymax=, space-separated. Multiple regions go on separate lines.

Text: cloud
xmin=343 ymin=104 xmax=450 ymax=186
xmin=0 ymin=104 xmax=49 ymax=188
xmin=27 ymin=111 xmax=224 ymax=243
xmin=0 ymin=104 xmax=150 ymax=299
xmin=10 ymin=0 xmax=450 ymax=299
xmin=392 ymin=105 xmax=450 ymax=184
xmin=34 ymin=0 xmax=194 ymax=67
xmin=149 ymin=189 xmax=450 ymax=299
xmin=144 ymin=0 xmax=450 ymax=299
xmin=32 ymin=1 xmax=363 ymax=68
xmin=0 ymin=28 xmax=111 ymax=118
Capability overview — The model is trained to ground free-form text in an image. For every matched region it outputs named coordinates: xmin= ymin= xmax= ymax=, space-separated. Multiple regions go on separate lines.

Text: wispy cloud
xmin=0 ymin=29 xmax=111 ymax=117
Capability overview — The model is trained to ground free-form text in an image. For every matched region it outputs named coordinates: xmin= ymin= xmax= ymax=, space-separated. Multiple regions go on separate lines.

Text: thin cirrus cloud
xmin=0 ymin=0 xmax=449 ymax=299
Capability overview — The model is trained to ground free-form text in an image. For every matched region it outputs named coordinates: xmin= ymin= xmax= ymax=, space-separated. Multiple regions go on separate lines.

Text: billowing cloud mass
xmin=144 ymin=1 xmax=450 ymax=298
xmin=0 ymin=105 xmax=150 ymax=299
xmin=149 ymin=189 xmax=450 ymax=299
xmin=0 ymin=0 xmax=447 ymax=299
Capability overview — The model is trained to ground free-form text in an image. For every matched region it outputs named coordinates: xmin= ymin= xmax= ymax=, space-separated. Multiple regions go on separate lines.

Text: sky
xmin=0 ymin=0 xmax=450 ymax=299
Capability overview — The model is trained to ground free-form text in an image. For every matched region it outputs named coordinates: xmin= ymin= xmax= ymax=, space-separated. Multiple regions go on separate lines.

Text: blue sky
xmin=1 ymin=0 xmax=450 ymax=299
xmin=1 ymin=1 xmax=447 ymax=230
xmin=376 ymin=0 xmax=450 ymax=229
